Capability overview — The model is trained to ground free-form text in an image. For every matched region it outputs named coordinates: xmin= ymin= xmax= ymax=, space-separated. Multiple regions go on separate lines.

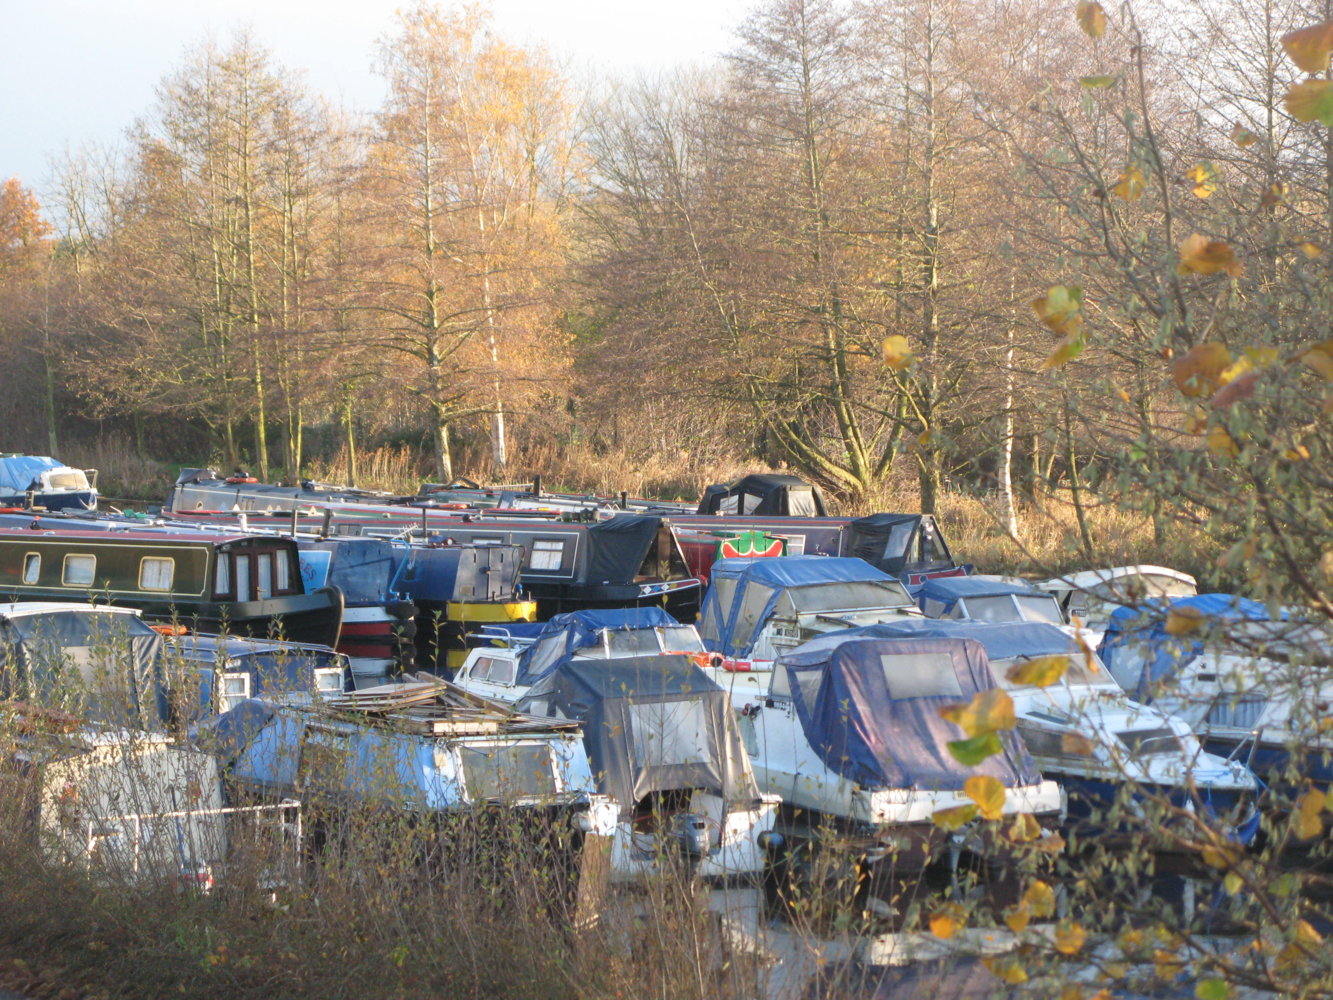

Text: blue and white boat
xmin=0 ymin=454 xmax=97 ymax=511
xmin=1099 ymin=593 xmax=1333 ymax=789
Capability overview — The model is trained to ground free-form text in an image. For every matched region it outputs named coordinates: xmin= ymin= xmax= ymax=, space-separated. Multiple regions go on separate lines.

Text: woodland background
xmin=2 ymin=0 xmax=1331 ymax=591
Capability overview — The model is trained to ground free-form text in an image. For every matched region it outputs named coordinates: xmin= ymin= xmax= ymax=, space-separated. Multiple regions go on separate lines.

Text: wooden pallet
xmin=321 ymin=675 xmax=579 ymax=737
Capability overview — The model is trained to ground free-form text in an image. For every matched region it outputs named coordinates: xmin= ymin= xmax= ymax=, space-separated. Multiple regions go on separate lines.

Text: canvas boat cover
xmin=0 ymin=455 xmax=69 ymax=494
xmin=192 ymin=697 xmax=278 ymax=762
xmin=698 ymin=556 xmax=913 ymax=658
xmin=841 ymin=513 xmax=957 ymax=578
xmin=0 ymin=609 xmax=167 ymax=728
xmin=514 ymin=607 xmax=679 ymax=685
xmin=777 ymin=636 xmax=1042 ymax=790
xmin=913 ymin=576 xmax=1039 ymax=610
xmin=801 ymin=618 xmax=1081 ymax=664
xmin=1098 ymin=593 xmax=1273 ymax=702
xmin=585 ymin=515 xmax=661 ymax=585
xmin=696 ymin=474 xmax=828 ymax=517
xmin=515 ymin=654 xmax=760 ymax=818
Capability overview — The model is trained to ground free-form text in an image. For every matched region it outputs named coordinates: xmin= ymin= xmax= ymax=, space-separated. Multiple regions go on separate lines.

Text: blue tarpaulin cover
xmin=912 ymin=576 xmax=1041 ymax=609
xmin=780 ymin=636 xmax=1042 ymax=790
xmin=514 ymin=607 xmax=679 ymax=685
xmin=699 ymin=556 xmax=903 ymax=658
xmin=1098 ymin=593 xmax=1271 ymax=701
xmin=0 ymin=456 xmax=64 ymax=494
xmin=803 ymin=618 xmax=1080 ymax=663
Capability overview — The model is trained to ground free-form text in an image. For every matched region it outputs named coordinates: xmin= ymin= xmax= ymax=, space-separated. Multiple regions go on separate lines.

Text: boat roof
xmin=914 ymin=576 xmax=1044 ymax=602
xmin=0 ymin=455 xmax=77 ymax=493
xmin=0 ymin=601 xmax=144 ymax=620
xmin=1040 ymin=565 xmax=1198 ymax=591
xmin=0 ymin=524 xmax=265 ymax=544
xmin=708 ymin=554 xmax=896 ymax=587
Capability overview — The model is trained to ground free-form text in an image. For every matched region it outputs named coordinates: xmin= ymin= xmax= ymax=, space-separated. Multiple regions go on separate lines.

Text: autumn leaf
xmin=1111 ymin=167 xmax=1145 ymax=200
xmin=1230 ymin=124 xmax=1258 ymax=148
xmin=1263 ymin=182 xmax=1287 ymax=207
xmin=1079 ymin=75 xmax=1117 ymax=89
xmin=1004 ymin=903 xmax=1031 ymax=933
xmin=948 ymin=732 xmax=1005 ymax=766
xmin=1177 ymin=235 xmax=1243 ymax=277
xmin=882 ymin=334 xmax=915 ymax=370
xmin=939 ymin=688 xmax=1016 ymax=736
xmin=1007 ymin=812 xmax=1043 ymax=842
xmin=1285 ymin=79 xmax=1333 ymax=125
xmin=1023 ymin=879 xmax=1056 ymax=917
xmin=1171 ymin=342 xmax=1232 ymax=396
xmin=1055 ymin=921 xmax=1088 ymax=955
xmin=1212 ymin=370 xmax=1259 ymax=408
xmin=964 ymin=775 xmax=1007 ymax=820
xmin=1223 ymin=871 xmax=1244 ymax=895
xmin=1301 ymin=241 xmax=1324 ymax=258
xmin=930 ymin=902 xmax=967 ymax=939
xmin=1032 ymin=284 xmax=1084 ymax=336
xmin=1165 ymin=604 xmax=1206 ymax=635
xmin=1076 ymin=1 xmax=1107 ymax=37
xmin=1185 ymin=405 xmax=1209 ymax=435
xmin=1186 ymin=162 xmax=1219 ymax=198
xmin=1293 ymin=787 xmax=1326 ymax=840
xmin=932 ymin=803 xmax=978 ymax=830
xmin=1245 ymin=346 xmax=1280 ymax=368
xmin=1006 ymin=654 xmax=1070 ymax=687
xmin=1042 ymin=331 xmax=1086 ymax=369
xmin=1282 ymin=20 xmax=1333 ymax=73
xmin=1196 ymin=979 xmax=1231 ymax=1000
xmin=1201 ymin=842 xmax=1240 ymax=869
xmin=1285 ymin=444 xmax=1311 ymax=461
xmin=1207 ymin=425 xmax=1240 ymax=459
xmin=983 ymin=956 xmax=1029 ymax=985
xmin=1301 ymin=340 xmax=1333 ymax=380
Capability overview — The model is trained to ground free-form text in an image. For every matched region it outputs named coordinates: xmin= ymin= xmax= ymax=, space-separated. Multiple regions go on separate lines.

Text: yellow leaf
xmin=1006 ymin=654 xmax=1071 ymax=687
xmin=1301 ymin=241 xmax=1324 ymax=258
xmin=964 ymin=774 xmax=1007 ymax=820
xmin=1302 ymin=340 xmax=1333 ymax=380
xmin=1201 ymin=843 xmax=1240 ymax=869
xmin=983 ymin=956 xmax=1029 ymax=985
xmin=1023 ymin=879 xmax=1056 ymax=917
xmin=1079 ymin=75 xmax=1118 ymax=89
xmin=932 ymin=803 xmax=978 ymax=830
xmin=939 ymin=688 xmax=1016 ymax=737
xmin=1055 ymin=921 xmax=1087 ymax=955
xmin=1293 ymin=787 xmax=1326 ymax=840
xmin=1007 ymin=812 xmax=1043 ymax=843
xmin=1155 ymin=948 xmax=1186 ymax=980
xmin=1177 ymin=235 xmax=1242 ymax=277
xmin=1004 ymin=903 xmax=1031 ymax=933
xmin=1032 ymin=285 xmax=1084 ymax=336
xmin=1285 ymin=444 xmax=1311 ymax=461
xmin=1282 ymin=20 xmax=1333 ymax=73
xmin=1185 ymin=405 xmax=1209 ymax=435
xmin=1076 ymin=1 xmax=1106 ymax=37
xmin=1111 ymin=167 xmax=1145 ymax=200
xmin=1230 ymin=124 xmax=1258 ymax=148
xmin=1165 ymin=605 xmax=1206 ymax=636
xmin=929 ymin=902 xmax=966 ymax=939
xmin=882 ymin=334 xmax=915 ymax=370
xmin=1186 ymin=162 xmax=1219 ymax=198
xmin=1297 ymin=919 xmax=1323 ymax=944
xmin=1244 ymin=346 xmax=1280 ymax=368
xmin=1207 ymin=425 xmax=1240 ymax=459
xmin=1285 ymin=79 xmax=1333 ymax=125
xmin=1224 ymin=871 xmax=1244 ymax=895
xmin=1262 ymin=182 xmax=1286 ymax=208
xmin=1171 ymin=342 xmax=1233 ymax=396
xmin=1042 ymin=331 xmax=1086 ymax=370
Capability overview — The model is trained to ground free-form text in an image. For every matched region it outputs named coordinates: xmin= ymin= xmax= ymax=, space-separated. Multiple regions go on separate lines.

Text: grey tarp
xmin=584 ymin=515 xmax=661 ymax=586
xmin=515 ymin=654 xmax=760 ymax=819
xmin=0 ymin=609 xmax=167 ymax=728
xmin=841 ymin=513 xmax=956 ymax=578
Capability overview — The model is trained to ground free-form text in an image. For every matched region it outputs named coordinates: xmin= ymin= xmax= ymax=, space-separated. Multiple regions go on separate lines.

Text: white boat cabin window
xmin=139 ymin=557 xmax=175 ymax=592
xmin=469 ymin=655 xmax=516 ymax=685
xmin=460 ymin=743 xmax=558 ymax=800
xmin=236 ymin=557 xmax=252 ymax=602
xmin=659 ymin=625 xmax=705 ymax=654
xmin=878 ymin=652 xmax=965 ymax=700
xmin=313 ymin=667 xmax=344 ymax=696
xmin=62 ymin=554 xmax=96 ymax=587
xmin=257 ymin=552 xmax=274 ymax=598
xmin=274 ymin=549 xmax=293 ymax=591
xmin=214 ymin=555 xmax=231 ymax=597
xmin=21 ymin=552 xmax=40 ymax=585
xmin=46 ymin=468 xmax=89 ymax=490
xmin=217 ymin=671 xmax=251 ymax=712
xmin=529 ymin=539 xmax=564 ymax=570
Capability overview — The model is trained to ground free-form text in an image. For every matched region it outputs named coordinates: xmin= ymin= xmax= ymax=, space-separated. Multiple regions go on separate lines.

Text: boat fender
xmin=225 ymin=476 xmax=259 ymax=484
xmin=740 ymin=703 xmax=760 ymax=717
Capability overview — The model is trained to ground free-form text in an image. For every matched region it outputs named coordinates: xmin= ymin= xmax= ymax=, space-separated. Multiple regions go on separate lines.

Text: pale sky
xmin=1 ymin=0 xmax=751 ymax=199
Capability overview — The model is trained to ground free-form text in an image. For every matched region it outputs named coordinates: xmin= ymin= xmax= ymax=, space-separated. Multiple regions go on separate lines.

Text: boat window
xmin=214 ymin=556 xmax=231 ymax=597
xmin=274 ymin=549 xmax=293 ymax=591
xmin=785 ymin=580 xmax=915 ymax=613
xmin=139 ymin=557 xmax=175 ymax=592
xmin=235 ymin=557 xmax=252 ymax=602
xmin=217 ymin=671 xmax=251 ymax=713
xmin=958 ymin=596 xmax=1020 ymax=623
xmin=62 ymin=554 xmax=96 ymax=587
xmin=602 ymin=629 xmax=663 ymax=657
xmin=698 ymin=576 xmax=738 ymax=644
xmin=21 ymin=553 xmax=39 ymax=585
xmin=529 ymin=539 xmax=564 ymax=571
xmin=461 ymin=744 xmax=558 ymax=801
xmin=313 ymin=667 xmax=344 ymax=696
xmin=879 ymin=652 xmax=965 ymax=700
xmin=659 ymin=626 xmax=705 ymax=654
xmin=525 ymin=635 xmax=566 ymax=678
xmin=470 ymin=655 xmax=516 ymax=685
xmin=882 ymin=520 xmax=916 ymax=562
xmin=1019 ymin=723 xmax=1096 ymax=759
xmin=46 ymin=469 xmax=89 ymax=490
xmin=733 ymin=582 xmax=776 ymax=646
xmin=1117 ymin=727 xmax=1182 ymax=757
xmin=1016 ymin=595 xmax=1065 ymax=624
xmin=740 ymin=492 xmax=764 ymax=515
xmin=628 ymin=700 xmax=713 ymax=766
xmin=257 ymin=553 xmax=274 ymax=599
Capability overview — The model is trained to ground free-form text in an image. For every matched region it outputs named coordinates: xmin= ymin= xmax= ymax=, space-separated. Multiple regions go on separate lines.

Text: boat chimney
xmin=619 ymin=491 xmax=628 ymax=510
xmin=532 ymin=474 xmax=542 ymax=497
xmin=321 ymin=509 xmax=332 ymax=538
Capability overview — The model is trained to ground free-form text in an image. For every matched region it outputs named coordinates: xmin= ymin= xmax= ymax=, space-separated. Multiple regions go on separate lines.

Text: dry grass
xmin=58 ymin=436 xmax=173 ymax=506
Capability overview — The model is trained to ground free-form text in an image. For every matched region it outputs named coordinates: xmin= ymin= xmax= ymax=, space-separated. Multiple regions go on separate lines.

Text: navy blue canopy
xmin=779 ymin=636 xmax=1042 ymax=791
xmin=915 ymin=577 xmax=1039 ymax=604
xmin=810 ymin=619 xmax=1079 ymax=662
xmin=514 ymin=607 xmax=679 ymax=685
xmin=1098 ymin=593 xmax=1272 ymax=701
xmin=699 ymin=556 xmax=912 ymax=658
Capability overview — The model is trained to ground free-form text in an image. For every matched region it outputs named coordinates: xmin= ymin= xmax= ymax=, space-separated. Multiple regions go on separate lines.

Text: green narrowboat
xmin=0 ymin=526 xmax=343 ymax=648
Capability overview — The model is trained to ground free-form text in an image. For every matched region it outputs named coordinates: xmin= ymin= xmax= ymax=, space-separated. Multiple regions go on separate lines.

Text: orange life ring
xmin=225 ymin=476 xmax=259 ymax=484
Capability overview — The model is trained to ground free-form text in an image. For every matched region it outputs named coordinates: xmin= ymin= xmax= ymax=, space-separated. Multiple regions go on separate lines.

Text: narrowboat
xmin=0 ymin=454 xmax=98 ymax=511
xmin=0 ymin=526 xmax=343 ymax=648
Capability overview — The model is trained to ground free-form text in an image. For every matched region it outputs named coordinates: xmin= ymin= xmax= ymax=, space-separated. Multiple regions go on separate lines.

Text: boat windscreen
xmin=460 ymin=743 xmax=559 ymax=801
xmin=991 ymin=653 xmax=1107 ymax=688
xmin=784 ymin=580 xmax=914 ymax=614
xmin=659 ymin=626 xmax=705 ymax=653
xmin=1015 ymin=595 xmax=1066 ymax=624
xmin=600 ymin=629 xmax=663 ymax=657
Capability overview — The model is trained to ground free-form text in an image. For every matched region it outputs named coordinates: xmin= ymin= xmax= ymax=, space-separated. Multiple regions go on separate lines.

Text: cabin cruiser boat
xmin=0 ymin=454 xmax=97 ymax=511
xmin=1036 ymin=566 xmax=1198 ymax=644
